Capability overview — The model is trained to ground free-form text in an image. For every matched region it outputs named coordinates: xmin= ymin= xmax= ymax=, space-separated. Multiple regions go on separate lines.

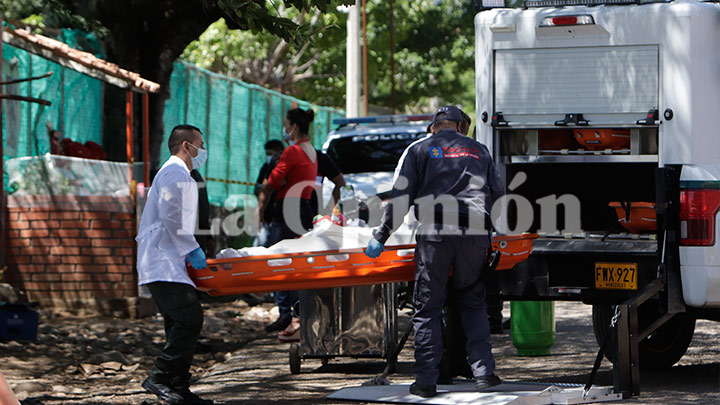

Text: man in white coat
xmin=136 ymin=125 xmax=213 ymax=405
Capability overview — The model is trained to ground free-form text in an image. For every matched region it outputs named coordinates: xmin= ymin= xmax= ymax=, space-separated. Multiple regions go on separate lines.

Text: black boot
xmin=475 ymin=373 xmax=502 ymax=390
xmin=264 ymin=316 xmax=291 ymax=332
xmin=141 ymin=378 xmax=184 ymax=405
xmin=177 ymin=387 xmax=214 ymax=405
xmin=409 ymin=382 xmax=437 ymax=398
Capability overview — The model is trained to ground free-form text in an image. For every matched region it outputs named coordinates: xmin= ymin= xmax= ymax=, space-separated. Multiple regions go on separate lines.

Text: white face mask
xmin=283 ymin=128 xmax=293 ymax=145
xmin=266 ymin=156 xmax=273 ymax=164
xmin=187 ymin=143 xmax=208 ymax=169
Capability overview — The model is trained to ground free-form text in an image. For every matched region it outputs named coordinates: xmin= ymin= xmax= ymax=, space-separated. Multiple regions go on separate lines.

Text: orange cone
xmin=0 ymin=372 xmax=20 ymax=405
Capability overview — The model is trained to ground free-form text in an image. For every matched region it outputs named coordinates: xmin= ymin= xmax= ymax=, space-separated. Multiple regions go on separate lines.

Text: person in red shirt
xmin=257 ymin=108 xmax=318 ymax=240
xmin=256 ymin=108 xmax=318 ymax=335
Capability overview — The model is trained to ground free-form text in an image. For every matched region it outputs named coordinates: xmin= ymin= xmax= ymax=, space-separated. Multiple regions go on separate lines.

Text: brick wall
xmin=3 ymin=195 xmax=143 ymax=316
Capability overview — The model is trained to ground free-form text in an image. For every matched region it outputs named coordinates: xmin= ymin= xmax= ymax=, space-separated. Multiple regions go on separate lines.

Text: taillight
xmin=680 ymin=189 xmax=720 ymax=246
xmin=539 ymin=15 xmax=595 ymax=27
xmin=553 ymin=16 xmax=578 ymax=25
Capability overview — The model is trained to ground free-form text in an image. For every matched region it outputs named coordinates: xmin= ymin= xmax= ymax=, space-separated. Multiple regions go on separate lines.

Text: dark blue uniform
xmin=373 ymin=127 xmax=504 ymax=386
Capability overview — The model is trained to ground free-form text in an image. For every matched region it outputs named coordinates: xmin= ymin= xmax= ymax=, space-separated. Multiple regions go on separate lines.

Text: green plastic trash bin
xmin=510 ymin=301 xmax=555 ymax=356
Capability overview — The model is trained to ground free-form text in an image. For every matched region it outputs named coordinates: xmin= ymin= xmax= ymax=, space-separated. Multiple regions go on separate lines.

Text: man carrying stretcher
xmin=365 ymin=106 xmax=505 ymax=398
xmin=136 ymin=125 xmax=213 ymax=405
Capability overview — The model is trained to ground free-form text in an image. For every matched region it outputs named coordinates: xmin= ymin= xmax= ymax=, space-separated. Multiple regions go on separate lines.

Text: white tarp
xmin=4 ymin=153 xmax=131 ymax=197
xmin=218 ymin=217 xmax=420 ymax=258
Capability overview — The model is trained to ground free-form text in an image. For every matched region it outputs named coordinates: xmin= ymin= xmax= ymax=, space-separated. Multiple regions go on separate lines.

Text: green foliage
xmin=365 ymin=0 xmax=476 ymax=112
xmin=2 ymin=0 xmax=108 ymax=38
xmin=1 ymin=0 xmax=45 ymax=21
xmin=6 ymin=0 xmax=480 ymax=114
xmin=182 ymin=7 xmax=342 ymax=82
xmin=18 ymin=14 xmax=45 ymax=28
xmin=182 ymin=19 xmax=276 ymax=77
xmin=4 ymin=0 xmax=353 ymax=47
xmin=217 ymin=0 xmax=353 ymax=45
xmin=185 ymin=0 xmax=479 ymax=114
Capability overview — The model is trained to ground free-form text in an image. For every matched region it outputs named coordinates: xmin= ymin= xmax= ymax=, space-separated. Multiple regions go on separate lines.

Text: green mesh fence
xmin=1 ymin=42 xmax=104 ymax=161
xmin=2 ymin=29 xmax=107 ymax=196
xmin=162 ymin=61 xmax=344 ymax=206
xmin=1 ymin=32 xmax=344 ymax=205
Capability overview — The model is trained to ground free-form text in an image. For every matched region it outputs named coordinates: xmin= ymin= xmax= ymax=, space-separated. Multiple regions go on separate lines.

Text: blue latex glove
xmin=365 ymin=238 xmax=384 ymax=259
xmin=187 ymin=247 xmax=207 ymax=270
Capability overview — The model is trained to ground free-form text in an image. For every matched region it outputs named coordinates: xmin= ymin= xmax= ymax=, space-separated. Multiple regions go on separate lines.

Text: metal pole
xmin=0 ymin=4 xmax=6 ymax=275
xmin=142 ymin=92 xmax=149 ymax=187
xmin=614 ymin=304 xmax=631 ymax=396
xmin=361 ymin=0 xmax=369 ymax=116
xmin=225 ymin=82 xmax=233 ymax=199
xmin=389 ymin=0 xmax=396 ymax=113
xmin=346 ymin=1 xmax=361 ymax=118
xmin=126 ymin=90 xmax=134 ymax=196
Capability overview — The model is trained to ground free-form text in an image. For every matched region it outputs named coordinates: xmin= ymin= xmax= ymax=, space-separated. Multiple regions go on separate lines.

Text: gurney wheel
xmin=289 ymin=342 xmax=302 ymax=374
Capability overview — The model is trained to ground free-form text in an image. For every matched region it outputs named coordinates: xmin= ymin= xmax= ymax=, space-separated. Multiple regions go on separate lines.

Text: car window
xmin=327 ymin=131 xmax=428 ymax=174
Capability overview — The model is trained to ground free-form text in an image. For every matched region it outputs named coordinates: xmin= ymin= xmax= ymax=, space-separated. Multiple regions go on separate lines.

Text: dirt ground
xmin=1 ymin=299 xmax=719 ymax=404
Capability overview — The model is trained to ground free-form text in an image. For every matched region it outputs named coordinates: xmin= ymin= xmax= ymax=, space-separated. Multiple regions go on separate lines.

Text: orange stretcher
xmin=190 ymin=233 xmax=538 ymax=297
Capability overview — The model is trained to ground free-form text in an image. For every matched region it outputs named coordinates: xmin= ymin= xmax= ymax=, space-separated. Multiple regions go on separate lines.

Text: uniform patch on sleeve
xmin=430 ymin=147 xmax=444 ymax=159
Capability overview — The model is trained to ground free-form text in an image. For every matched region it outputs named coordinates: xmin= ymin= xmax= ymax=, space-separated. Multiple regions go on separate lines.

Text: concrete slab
xmin=328 ymin=380 xmax=623 ymax=404
xmin=327 ymin=380 xmax=561 ymax=404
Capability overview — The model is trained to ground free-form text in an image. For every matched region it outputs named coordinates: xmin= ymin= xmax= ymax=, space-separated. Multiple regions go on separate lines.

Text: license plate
xmin=595 ymin=262 xmax=638 ymax=290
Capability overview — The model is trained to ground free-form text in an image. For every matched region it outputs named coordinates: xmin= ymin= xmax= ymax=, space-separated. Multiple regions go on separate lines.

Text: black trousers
xmin=412 ymin=233 xmax=495 ymax=385
xmin=272 ymin=197 xmax=314 ymax=240
xmin=440 ymin=246 xmax=503 ymax=381
xmin=147 ymin=281 xmax=204 ymax=390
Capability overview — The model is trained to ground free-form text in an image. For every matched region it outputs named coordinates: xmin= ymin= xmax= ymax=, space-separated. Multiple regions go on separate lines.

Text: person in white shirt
xmin=136 ymin=124 xmax=213 ymax=405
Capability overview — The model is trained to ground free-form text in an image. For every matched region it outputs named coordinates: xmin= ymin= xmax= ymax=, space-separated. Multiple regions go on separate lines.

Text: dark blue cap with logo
xmin=431 ymin=105 xmax=464 ymax=124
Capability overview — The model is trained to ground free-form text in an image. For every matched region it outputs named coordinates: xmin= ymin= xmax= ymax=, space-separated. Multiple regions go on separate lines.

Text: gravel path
xmin=1 ymin=300 xmax=718 ymax=404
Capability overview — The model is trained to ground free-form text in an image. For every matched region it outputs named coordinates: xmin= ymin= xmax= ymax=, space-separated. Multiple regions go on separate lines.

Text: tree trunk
xmin=60 ymin=0 xmax=222 ymax=173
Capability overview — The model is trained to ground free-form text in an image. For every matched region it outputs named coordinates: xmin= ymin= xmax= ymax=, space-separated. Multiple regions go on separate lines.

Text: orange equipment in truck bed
xmin=190 ymin=234 xmax=538 ymax=297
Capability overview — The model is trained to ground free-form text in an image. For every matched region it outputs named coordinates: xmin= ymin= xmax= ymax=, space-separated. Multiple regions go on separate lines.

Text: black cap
xmin=431 ymin=105 xmax=464 ymax=124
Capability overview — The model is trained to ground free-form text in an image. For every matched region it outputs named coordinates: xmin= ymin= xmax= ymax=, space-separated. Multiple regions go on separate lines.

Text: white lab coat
xmin=136 ymin=155 xmax=200 ymax=287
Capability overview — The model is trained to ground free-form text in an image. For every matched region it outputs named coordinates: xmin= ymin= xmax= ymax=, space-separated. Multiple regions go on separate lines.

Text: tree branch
xmin=289 ymin=40 xmax=310 ymax=66
xmin=0 ymin=71 xmax=54 ymax=86
xmin=294 ymin=53 xmax=319 ymax=74
xmin=292 ymin=69 xmax=315 ymax=82
xmin=260 ymin=40 xmax=290 ymax=85
xmin=0 ymin=94 xmax=52 ymax=106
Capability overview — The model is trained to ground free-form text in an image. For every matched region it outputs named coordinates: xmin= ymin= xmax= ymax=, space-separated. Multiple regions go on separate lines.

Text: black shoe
xmin=475 ymin=373 xmax=502 ymax=390
xmin=195 ymin=339 xmax=214 ymax=354
xmin=177 ymin=387 xmax=214 ymax=405
xmin=409 ymin=382 xmax=437 ymax=398
xmin=265 ymin=316 xmax=291 ymax=332
xmin=141 ymin=378 xmax=184 ymax=405
xmin=436 ymin=374 xmax=453 ymax=385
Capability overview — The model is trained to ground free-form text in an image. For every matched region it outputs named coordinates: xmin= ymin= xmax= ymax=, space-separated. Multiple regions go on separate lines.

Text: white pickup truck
xmin=475 ymin=0 xmax=720 ymax=395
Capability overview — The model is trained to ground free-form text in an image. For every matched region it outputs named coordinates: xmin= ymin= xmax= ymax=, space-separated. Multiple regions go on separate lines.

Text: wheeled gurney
xmin=189 ymin=234 xmax=537 ymax=374
xmin=190 ymin=234 xmax=538 ymax=296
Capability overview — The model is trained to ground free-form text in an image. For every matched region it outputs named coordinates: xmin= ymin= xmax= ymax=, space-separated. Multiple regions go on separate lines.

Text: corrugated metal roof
xmin=2 ymin=27 xmax=160 ymax=93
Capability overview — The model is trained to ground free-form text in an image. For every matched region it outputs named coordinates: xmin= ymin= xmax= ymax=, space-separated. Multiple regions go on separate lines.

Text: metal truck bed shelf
xmin=532 ymin=238 xmax=658 ymax=256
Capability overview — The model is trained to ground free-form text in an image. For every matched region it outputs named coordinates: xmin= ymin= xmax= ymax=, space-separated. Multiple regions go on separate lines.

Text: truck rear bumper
xmin=493 ymin=236 xmax=659 ymax=304
xmin=680 ymin=265 xmax=720 ymax=308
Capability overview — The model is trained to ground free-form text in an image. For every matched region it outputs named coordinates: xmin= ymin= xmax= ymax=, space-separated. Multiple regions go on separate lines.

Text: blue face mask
xmin=187 ymin=143 xmax=207 ymax=169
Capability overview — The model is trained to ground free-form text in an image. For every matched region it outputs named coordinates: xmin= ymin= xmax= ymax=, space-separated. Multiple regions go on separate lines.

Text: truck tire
xmin=592 ymin=304 xmax=695 ymax=369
